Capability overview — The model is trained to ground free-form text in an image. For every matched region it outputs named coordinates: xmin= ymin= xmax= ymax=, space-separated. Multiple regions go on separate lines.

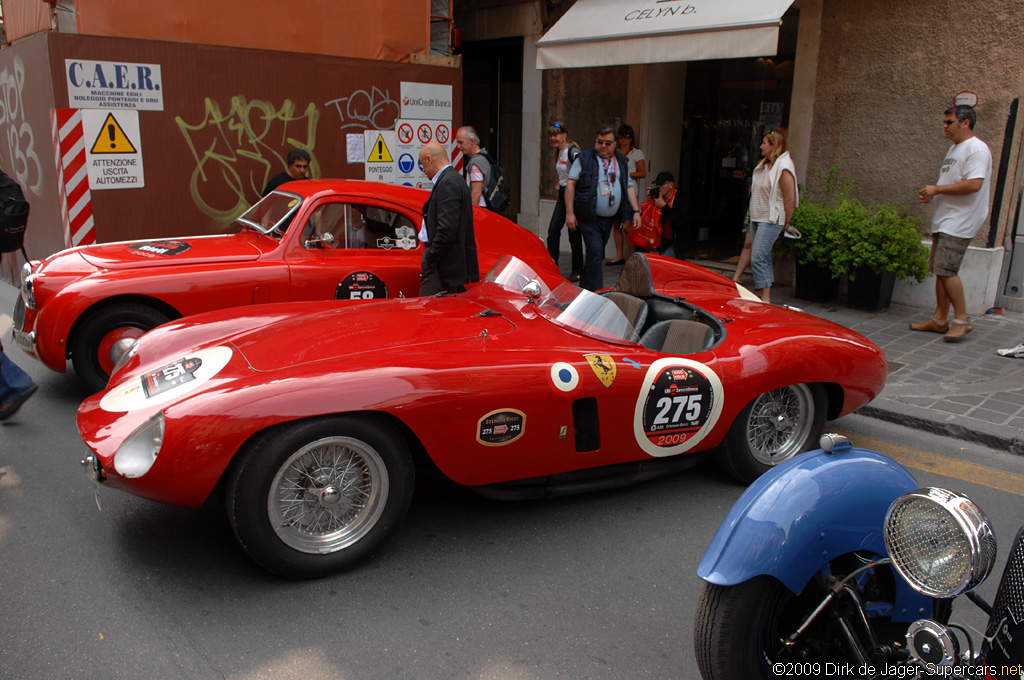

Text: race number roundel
xmin=336 ymin=272 xmax=388 ymax=300
xmin=633 ymin=358 xmax=724 ymax=457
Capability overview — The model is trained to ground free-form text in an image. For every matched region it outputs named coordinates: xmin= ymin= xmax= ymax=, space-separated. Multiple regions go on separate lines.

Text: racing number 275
xmin=653 ymin=395 xmax=702 ymax=426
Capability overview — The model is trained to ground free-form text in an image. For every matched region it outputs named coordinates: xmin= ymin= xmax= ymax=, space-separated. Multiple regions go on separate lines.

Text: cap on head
xmin=653 ymin=171 xmax=674 ymax=185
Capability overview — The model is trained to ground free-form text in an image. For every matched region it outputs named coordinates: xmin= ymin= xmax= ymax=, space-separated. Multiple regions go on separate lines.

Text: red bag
xmin=628 ymin=200 xmax=661 ymax=251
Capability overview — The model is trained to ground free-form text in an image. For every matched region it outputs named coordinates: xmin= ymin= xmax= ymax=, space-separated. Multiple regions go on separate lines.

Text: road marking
xmin=836 ymin=430 xmax=1024 ymax=498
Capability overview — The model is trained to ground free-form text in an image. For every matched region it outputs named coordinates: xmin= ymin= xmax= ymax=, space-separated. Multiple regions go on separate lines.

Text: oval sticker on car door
xmin=633 ymin=358 xmax=724 ymax=457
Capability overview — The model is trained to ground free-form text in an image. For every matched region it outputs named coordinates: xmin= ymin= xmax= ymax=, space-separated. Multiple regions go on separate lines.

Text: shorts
xmin=928 ymin=232 xmax=971 ymax=277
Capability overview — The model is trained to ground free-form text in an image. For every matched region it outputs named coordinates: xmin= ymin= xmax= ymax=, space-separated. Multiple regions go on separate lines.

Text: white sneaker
xmin=996 ymin=342 xmax=1024 ymax=358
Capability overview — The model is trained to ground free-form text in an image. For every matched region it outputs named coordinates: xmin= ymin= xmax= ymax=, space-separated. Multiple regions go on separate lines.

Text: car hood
xmin=125 ymin=296 xmax=519 ymax=377
xmin=78 ymin=235 xmax=264 ymax=269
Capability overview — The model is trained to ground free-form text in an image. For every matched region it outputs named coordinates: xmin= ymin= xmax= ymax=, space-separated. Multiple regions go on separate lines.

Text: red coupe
xmin=12 ymin=180 xmax=559 ymax=392
xmin=77 ymin=254 xmax=887 ymax=579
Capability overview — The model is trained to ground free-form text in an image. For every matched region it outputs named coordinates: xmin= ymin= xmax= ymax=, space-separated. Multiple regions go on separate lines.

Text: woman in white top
xmin=545 ymin=122 xmax=583 ymax=281
xmin=746 ymin=128 xmax=798 ymax=303
xmin=608 ymin=124 xmax=646 ymax=265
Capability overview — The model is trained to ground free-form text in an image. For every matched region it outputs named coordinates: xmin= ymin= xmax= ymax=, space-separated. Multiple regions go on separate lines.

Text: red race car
xmin=12 ymin=180 xmax=559 ymax=392
xmin=77 ymin=254 xmax=887 ymax=579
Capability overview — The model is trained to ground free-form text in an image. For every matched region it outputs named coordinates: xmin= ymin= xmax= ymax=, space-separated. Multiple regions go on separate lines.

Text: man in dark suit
xmin=418 ymin=142 xmax=479 ymax=295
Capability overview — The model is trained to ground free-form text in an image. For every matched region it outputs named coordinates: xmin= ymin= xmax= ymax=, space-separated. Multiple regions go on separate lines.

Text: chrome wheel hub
xmin=746 ymin=384 xmax=814 ymax=466
xmin=268 ymin=436 xmax=389 ymax=555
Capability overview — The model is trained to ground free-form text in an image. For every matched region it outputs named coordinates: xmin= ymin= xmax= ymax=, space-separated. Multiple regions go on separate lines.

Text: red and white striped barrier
xmin=51 ymin=108 xmax=95 ymax=248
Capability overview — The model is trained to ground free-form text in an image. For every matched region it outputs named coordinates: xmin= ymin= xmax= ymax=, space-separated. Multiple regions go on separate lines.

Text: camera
xmin=648 ymin=186 xmax=660 ymax=199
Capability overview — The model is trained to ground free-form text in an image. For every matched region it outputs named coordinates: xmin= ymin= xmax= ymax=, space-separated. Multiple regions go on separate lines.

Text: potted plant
xmin=778 ymin=167 xmax=929 ymax=310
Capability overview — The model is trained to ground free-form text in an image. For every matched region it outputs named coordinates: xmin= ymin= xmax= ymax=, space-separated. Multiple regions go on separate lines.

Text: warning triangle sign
xmin=90 ymin=113 xmax=138 ymax=154
xmin=367 ymin=133 xmax=394 ymax=163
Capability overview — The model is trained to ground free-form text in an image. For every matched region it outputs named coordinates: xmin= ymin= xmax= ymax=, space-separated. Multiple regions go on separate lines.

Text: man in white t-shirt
xmin=913 ymin=105 xmax=992 ymax=343
xmin=455 ymin=126 xmax=491 ymax=208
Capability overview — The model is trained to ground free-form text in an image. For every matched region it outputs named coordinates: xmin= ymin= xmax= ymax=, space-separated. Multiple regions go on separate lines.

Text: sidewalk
xmin=591 ymin=256 xmax=1024 ymax=454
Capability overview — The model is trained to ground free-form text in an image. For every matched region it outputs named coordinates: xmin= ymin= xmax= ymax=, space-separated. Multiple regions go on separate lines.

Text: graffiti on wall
xmin=0 ymin=56 xmax=44 ymax=196
xmin=324 ymin=86 xmax=399 ymax=132
xmin=175 ymin=95 xmax=319 ymax=228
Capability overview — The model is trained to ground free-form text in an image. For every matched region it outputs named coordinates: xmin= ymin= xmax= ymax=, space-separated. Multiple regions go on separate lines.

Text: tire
xmin=694 ymin=577 xmax=812 ymax=680
xmin=694 ymin=562 xmax=908 ymax=680
xmin=225 ymin=416 xmax=414 ymax=579
xmin=71 ymin=303 xmax=171 ymax=393
xmin=716 ymin=383 xmax=826 ymax=483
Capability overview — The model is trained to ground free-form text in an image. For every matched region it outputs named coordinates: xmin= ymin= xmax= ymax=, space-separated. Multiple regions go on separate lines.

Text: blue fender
xmin=697 ymin=446 xmax=933 ymax=622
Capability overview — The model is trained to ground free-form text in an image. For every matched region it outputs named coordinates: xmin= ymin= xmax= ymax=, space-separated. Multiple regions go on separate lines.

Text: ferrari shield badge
xmin=584 ymin=354 xmax=616 ymax=387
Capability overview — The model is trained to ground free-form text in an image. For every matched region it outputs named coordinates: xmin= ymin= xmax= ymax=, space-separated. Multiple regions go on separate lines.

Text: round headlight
xmin=114 ymin=411 xmax=165 ymax=479
xmin=20 ymin=262 xmax=36 ymax=309
xmin=884 ymin=487 xmax=996 ymax=598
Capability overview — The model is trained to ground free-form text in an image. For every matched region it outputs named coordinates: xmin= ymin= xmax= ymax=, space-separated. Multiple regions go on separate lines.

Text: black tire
xmin=694 ymin=577 xmax=802 ymax=680
xmin=716 ymin=383 xmax=826 ymax=483
xmin=225 ymin=415 xmax=414 ymax=579
xmin=71 ymin=303 xmax=171 ymax=393
xmin=695 ymin=562 xmax=909 ymax=680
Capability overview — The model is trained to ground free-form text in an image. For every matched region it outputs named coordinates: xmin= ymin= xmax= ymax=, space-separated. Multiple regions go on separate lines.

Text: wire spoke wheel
xmin=268 ymin=436 xmax=389 ymax=554
xmin=746 ymin=384 xmax=814 ymax=465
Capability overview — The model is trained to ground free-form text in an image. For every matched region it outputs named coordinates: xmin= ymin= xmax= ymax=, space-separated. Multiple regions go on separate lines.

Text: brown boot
xmin=909 ymin=317 xmax=949 ymax=333
xmin=943 ymin=319 xmax=973 ymax=342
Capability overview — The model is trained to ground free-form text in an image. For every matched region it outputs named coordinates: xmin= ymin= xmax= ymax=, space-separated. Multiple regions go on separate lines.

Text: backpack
xmin=567 ymin=142 xmax=581 ymax=168
xmin=470 ymin=150 xmax=512 ymax=214
xmin=0 ymin=171 xmax=29 ymax=262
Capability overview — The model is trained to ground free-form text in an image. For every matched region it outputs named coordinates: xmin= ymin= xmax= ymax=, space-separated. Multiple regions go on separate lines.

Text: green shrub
xmin=778 ymin=166 xmax=929 ymax=283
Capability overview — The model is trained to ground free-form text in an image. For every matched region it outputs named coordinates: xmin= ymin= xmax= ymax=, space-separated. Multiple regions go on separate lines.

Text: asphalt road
xmin=2 ymin=350 xmax=1022 ymax=679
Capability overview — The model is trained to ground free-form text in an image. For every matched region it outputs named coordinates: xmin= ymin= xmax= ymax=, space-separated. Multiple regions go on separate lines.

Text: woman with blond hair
xmin=745 ymin=128 xmax=797 ymax=303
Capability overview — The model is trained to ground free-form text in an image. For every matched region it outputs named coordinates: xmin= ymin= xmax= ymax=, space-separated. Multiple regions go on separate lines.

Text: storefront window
xmin=680 ymin=12 xmax=798 ymax=260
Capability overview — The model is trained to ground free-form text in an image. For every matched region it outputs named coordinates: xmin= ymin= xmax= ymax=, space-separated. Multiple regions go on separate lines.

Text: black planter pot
xmin=847 ymin=267 xmax=896 ymax=312
xmin=794 ymin=262 xmax=840 ymax=302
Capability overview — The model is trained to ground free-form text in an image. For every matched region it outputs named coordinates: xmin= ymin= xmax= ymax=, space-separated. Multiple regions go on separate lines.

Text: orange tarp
xmin=73 ymin=0 xmax=430 ymax=62
xmin=0 ymin=0 xmax=51 ymax=44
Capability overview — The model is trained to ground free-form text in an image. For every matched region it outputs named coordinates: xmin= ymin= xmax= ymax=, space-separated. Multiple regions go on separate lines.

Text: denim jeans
xmin=750 ymin=221 xmax=784 ymax=289
xmin=0 ymin=350 xmax=36 ymax=402
xmin=579 ymin=214 xmax=615 ymax=291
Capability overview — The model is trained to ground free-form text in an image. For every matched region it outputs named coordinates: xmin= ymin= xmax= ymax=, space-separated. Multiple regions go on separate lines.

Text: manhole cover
xmin=887 ymin=361 xmax=905 ymax=374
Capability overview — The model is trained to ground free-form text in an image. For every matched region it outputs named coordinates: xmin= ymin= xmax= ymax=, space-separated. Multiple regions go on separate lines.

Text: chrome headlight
xmin=110 ymin=338 xmax=139 ymax=375
xmin=113 ymin=412 xmax=165 ymax=479
xmin=20 ymin=262 xmax=35 ymax=309
xmin=884 ymin=487 xmax=996 ymax=598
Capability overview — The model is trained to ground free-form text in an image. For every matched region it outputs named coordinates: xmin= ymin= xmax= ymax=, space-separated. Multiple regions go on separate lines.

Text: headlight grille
xmin=884 ymin=488 xmax=996 ymax=598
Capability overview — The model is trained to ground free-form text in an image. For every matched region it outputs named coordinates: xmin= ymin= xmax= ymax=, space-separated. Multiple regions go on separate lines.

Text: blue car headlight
xmin=884 ymin=487 xmax=996 ymax=598
xmin=114 ymin=412 xmax=165 ymax=479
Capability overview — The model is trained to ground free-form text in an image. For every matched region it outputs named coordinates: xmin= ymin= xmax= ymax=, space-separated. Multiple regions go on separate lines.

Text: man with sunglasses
xmin=564 ymin=124 xmax=640 ymax=291
xmin=913 ymin=104 xmax=992 ymax=342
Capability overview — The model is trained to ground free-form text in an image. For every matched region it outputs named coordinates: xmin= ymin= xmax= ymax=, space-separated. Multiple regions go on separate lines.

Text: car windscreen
xmin=235 ymin=191 xmax=302 ymax=236
xmin=536 ymin=284 xmax=640 ymax=346
xmin=483 ymin=254 xmax=552 ymax=297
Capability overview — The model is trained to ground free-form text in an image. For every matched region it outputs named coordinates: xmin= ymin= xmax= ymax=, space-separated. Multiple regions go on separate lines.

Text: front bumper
xmin=11 ymin=294 xmax=37 ymax=358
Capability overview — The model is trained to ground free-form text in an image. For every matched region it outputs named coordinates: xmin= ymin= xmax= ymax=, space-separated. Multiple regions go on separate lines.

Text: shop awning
xmin=536 ymin=0 xmax=795 ymax=70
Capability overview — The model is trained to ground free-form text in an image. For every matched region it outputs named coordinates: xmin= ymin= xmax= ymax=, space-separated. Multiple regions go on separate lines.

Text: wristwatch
xmin=633 ymin=209 xmax=641 ymax=214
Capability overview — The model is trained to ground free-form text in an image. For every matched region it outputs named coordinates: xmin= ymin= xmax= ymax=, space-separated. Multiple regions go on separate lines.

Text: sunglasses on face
xmin=596 ymin=140 xmax=615 ymax=146
xmin=944 ymin=119 xmax=961 ymax=126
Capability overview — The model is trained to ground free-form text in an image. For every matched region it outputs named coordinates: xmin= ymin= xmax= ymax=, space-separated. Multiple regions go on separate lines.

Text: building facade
xmin=455 ymin=0 xmax=1024 ymax=313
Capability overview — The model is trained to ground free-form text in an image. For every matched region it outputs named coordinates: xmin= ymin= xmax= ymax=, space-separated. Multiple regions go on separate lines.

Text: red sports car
xmin=77 ymin=254 xmax=887 ymax=579
xmin=12 ymin=180 xmax=559 ymax=392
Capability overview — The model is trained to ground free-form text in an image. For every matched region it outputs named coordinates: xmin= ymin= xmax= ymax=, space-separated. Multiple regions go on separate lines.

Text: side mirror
xmin=522 ymin=280 xmax=542 ymax=301
xmin=304 ymin=231 xmax=336 ymax=249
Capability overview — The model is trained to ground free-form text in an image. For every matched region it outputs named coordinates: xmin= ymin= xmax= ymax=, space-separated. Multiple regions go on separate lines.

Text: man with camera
xmin=648 ymin=171 xmax=688 ymax=258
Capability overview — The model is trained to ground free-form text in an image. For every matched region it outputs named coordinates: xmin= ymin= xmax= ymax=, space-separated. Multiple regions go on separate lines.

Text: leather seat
xmin=605 ymin=291 xmax=648 ymax=334
xmin=640 ymin=319 xmax=714 ymax=354
xmin=612 ymin=253 xmax=656 ymax=297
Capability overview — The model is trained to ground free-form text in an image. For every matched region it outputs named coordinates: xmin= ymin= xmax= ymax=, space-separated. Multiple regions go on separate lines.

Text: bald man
xmin=417 ymin=142 xmax=478 ymax=295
